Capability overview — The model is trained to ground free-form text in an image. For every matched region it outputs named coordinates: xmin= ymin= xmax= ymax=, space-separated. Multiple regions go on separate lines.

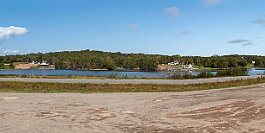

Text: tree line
xmin=0 ymin=49 xmax=265 ymax=70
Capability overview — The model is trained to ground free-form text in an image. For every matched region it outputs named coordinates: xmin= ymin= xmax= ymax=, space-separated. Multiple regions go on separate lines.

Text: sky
xmin=0 ymin=0 xmax=265 ymax=56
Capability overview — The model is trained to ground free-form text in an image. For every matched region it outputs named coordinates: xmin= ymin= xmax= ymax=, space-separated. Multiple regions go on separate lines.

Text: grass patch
xmin=246 ymin=63 xmax=254 ymax=69
xmin=0 ymin=77 xmax=265 ymax=93
xmin=193 ymin=66 xmax=221 ymax=70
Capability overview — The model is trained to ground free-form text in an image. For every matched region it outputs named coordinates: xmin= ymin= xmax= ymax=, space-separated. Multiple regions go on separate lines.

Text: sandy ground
xmin=1 ymin=84 xmax=265 ymax=133
xmin=0 ymin=75 xmax=262 ymax=84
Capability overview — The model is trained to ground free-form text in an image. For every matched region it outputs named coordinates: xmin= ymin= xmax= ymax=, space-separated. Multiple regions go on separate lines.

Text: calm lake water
xmin=0 ymin=69 xmax=264 ymax=78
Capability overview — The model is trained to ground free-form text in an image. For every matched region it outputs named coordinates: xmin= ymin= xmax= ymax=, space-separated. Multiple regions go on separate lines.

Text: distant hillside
xmin=0 ymin=49 xmax=265 ymax=70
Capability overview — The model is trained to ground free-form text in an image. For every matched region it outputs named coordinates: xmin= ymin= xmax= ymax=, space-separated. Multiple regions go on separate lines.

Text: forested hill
xmin=0 ymin=49 xmax=265 ymax=70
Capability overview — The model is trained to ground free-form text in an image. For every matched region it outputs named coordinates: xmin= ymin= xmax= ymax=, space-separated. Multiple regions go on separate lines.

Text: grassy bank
xmin=193 ymin=66 xmax=221 ymax=70
xmin=1 ymin=77 xmax=265 ymax=93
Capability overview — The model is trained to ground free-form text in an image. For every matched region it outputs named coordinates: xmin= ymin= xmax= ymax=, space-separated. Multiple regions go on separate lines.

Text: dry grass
xmin=0 ymin=77 xmax=265 ymax=93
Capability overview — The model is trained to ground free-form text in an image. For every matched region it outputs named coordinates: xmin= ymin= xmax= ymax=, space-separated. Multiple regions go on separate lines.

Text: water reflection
xmin=0 ymin=69 xmax=264 ymax=78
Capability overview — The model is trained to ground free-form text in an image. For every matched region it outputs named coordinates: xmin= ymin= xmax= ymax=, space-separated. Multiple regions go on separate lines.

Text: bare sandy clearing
xmin=1 ymin=84 xmax=265 ymax=132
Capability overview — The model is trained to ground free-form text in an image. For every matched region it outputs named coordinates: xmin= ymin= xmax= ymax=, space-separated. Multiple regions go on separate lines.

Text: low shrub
xmin=106 ymin=73 xmax=118 ymax=79
xmin=168 ymin=73 xmax=196 ymax=79
xmin=196 ymin=71 xmax=215 ymax=78
xmin=216 ymin=67 xmax=247 ymax=77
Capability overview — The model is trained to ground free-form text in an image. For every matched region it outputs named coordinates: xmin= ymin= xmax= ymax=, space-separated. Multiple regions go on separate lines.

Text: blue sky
xmin=0 ymin=0 xmax=265 ymax=56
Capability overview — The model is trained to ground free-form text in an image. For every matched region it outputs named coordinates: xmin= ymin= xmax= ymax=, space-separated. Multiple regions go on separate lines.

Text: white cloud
xmin=2 ymin=49 xmax=20 ymax=55
xmin=203 ymin=0 xmax=222 ymax=6
xmin=128 ymin=24 xmax=139 ymax=30
xmin=165 ymin=6 xmax=181 ymax=17
xmin=0 ymin=26 xmax=28 ymax=40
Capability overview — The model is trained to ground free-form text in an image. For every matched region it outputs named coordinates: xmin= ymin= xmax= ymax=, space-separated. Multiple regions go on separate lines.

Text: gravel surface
xmin=0 ymin=75 xmax=262 ymax=84
xmin=1 ymin=83 xmax=265 ymax=132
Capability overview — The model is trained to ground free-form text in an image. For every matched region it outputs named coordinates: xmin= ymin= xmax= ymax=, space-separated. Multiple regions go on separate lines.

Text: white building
xmin=30 ymin=60 xmax=49 ymax=66
xmin=40 ymin=61 xmax=49 ymax=66
xmin=168 ymin=61 xmax=179 ymax=66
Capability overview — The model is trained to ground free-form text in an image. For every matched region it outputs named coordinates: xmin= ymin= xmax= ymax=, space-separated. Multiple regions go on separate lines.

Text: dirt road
xmin=1 ymin=84 xmax=265 ymax=132
xmin=0 ymin=75 xmax=262 ymax=84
